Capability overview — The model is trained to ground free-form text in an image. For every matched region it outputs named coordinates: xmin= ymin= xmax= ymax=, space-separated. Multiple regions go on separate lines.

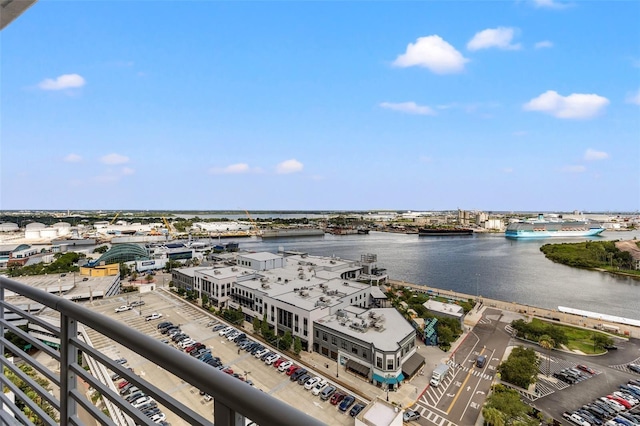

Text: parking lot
xmin=84 ymin=290 xmax=363 ymax=425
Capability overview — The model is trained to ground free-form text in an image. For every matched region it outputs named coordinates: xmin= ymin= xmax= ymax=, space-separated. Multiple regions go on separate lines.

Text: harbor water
xmin=234 ymin=230 xmax=640 ymax=321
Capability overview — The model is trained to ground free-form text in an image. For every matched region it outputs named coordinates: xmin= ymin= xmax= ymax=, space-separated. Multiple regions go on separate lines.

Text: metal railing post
xmin=60 ymin=313 xmax=78 ymax=424
xmin=214 ymin=399 xmax=245 ymax=426
xmin=0 ymin=285 xmax=4 ymax=416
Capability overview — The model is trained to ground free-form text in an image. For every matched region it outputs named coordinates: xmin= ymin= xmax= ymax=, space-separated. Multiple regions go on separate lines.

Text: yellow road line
xmin=446 ymin=349 xmax=484 ymax=414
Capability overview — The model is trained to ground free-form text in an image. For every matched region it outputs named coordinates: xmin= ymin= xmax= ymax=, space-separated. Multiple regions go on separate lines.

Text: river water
xmin=231 ymin=230 xmax=640 ymax=321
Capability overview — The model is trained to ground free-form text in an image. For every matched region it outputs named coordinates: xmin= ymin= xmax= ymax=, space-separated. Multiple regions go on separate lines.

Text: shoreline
xmin=387 ymin=279 xmax=640 ymax=339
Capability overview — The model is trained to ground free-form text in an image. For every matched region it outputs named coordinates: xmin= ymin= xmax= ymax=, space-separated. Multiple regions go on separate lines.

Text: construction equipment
xmin=162 ymin=217 xmax=176 ymax=239
xmin=110 ymin=211 xmax=120 ymax=225
xmin=244 ymin=210 xmax=262 ymax=237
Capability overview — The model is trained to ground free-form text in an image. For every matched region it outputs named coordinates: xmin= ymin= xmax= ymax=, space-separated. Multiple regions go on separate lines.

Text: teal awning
xmin=372 ymin=373 xmax=404 ymax=384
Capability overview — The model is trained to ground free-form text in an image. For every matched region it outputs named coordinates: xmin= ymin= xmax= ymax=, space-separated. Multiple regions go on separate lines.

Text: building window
xmin=315 ymin=330 xmax=319 ymax=338
xmin=341 ymin=341 xmax=347 ymax=349
xmin=351 ymin=346 xmax=358 ymax=355
xmin=331 ymin=336 xmax=337 ymax=345
xmin=322 ymin=333 xmax=327 ymax=342
xmin=376 ymin=357 xmax=382 ymax=368
xmin=387 ymin=359 xmax=394 ymax=370
xmin=362 ymin=350 xmax=367 ymax=360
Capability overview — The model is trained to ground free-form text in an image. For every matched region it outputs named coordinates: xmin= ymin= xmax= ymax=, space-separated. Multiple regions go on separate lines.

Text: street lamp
xmin=385 ymin=374 xmax=392 ymax=401
xmin=336 ymin=355 xmax=339 ymax=378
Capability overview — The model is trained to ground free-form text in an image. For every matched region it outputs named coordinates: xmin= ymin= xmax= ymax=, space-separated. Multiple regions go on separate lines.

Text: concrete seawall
xmin=387 ymin=279 xmax=640 ymax=339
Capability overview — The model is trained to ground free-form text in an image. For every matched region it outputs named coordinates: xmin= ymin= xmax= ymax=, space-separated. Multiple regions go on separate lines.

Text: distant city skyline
xmin=2 ymin=1 xmax=638 ymax=211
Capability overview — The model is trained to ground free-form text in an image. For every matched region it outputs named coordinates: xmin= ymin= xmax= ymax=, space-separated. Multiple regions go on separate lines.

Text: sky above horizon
xmin=2 ymin=0 xmax=639 ymax=212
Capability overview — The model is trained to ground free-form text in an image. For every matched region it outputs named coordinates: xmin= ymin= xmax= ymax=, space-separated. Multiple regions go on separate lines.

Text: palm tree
xmin=538 ymin=334 xmax=555 ymax=377
xmin=482 ymin=407 xmax=505 ymax=426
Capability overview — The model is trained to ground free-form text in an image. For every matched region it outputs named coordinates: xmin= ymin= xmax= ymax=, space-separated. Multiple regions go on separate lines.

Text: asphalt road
xmin=411 ymin=308 xmax=512 ymax=426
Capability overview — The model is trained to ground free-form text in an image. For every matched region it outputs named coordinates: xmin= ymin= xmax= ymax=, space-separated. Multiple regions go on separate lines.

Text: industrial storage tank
xmin=53 ymin=222 xmax=72 ymax=236
xmin=40 ymin=228 xmax=59 ymax=238
xmin=0 ymin=222 xmax=18 ymax=232
xmin=25 ymin=222 xmax=46 ymax=239
xmin=25 ymin=222 xmax=45 ymax=230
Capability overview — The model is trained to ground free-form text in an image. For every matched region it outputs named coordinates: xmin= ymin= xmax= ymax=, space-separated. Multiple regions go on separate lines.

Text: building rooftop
xmin=7 ymin=274 xmax=119 ymax=304
xmin=358 ymin=398 xmax=402 ymax=426
xmin=316 ymin=307 xmax=414 ymax=352
xmin=239 ymin=252 xmax=283 ymax=262
xmin=423 ymin=299 xmax=464 ymax=318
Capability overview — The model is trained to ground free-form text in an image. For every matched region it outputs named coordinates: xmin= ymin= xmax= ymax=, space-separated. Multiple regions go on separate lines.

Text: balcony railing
xmin=0 ymin=276 xmax=325 ymax=426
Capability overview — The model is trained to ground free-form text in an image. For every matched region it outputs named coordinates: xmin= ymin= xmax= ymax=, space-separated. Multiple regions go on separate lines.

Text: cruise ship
xmin=505 ymin=215 xmax=605 ymax=239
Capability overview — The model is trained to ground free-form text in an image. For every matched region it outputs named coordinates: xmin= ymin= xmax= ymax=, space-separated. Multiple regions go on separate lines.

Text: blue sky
xmin=2 ymin=0 xmax=639 ymax=212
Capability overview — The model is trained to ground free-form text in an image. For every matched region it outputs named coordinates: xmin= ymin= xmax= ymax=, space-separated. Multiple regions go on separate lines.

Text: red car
xmin=118 ymin=381 xmax=129 ymax=389
xmin=330 ymin=392 xmax=345 ymax=405
xmin=223 ymin=367 xmax=234 ymax=375
xmin=286 ymin=365 xmax=299 ymax=376
xmin=273 ymin=359 xmax=286 ymax=368
xmin=607 ymin=395 xmax=632 ymax=409
xmin=576 ymin=364 xmax=595 ymax=375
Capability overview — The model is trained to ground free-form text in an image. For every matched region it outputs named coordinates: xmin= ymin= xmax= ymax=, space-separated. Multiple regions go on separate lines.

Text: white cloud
xmin=561 ymin=165 xmax=586 ymax=173
xmin=392 ymin=35 xmax=469 ymax=74
xmin=209 ymin=163 xmax=251 ymax=175
xmin=467 ymin=27 xmax=521 ymax=51
xmin=626 ymin=89 xmax=640 ymax=105
xmin=523 ymin=90 xmax=609 ymax=119
xmin=503 ymin=167 xmax=514 ymax=173
xmin=63 ymin=153 xmax=82 ymax=163
xmin=534 ymin=40 xmax=554 ymax=49
xmin=121 ymin=167 xmax=136 ymax=175
xmin=38 ymin=74 xmax=86 ymax=90
xmin=532 ymin=0 xmax=570 ymax=9
xmin=584 ymin=149 xmax=609 ymax=161
xmin=276 ymin=159 xmax=304 ymax=174
xmin=100 ymin=153 xmax=130 ymax=165
xmin=379 ymin=102 xmax=436 ymax=116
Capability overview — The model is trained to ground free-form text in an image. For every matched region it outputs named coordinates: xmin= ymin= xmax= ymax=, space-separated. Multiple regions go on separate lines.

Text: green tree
xmin=293 ymin=337 xmax=302 ymax=355
xmin=252 ymin=317 xmax=262 ymax=333
xmin=201 ymin=293 xmax=209 ymax=308
xmin=261 ymin=313 xmax=269 ymax=336
xmin=119 ymin=262 xmax=131 ymax=280
xmin=145 ymin=274 xmax=154 ymax=283
xmin=93 ymin=245 xmax=109 ymax=254
xmin=281 ymin=330 xmax=293 ymax=351
xmin=538 ymin=335 xmax=554 ymax=377
xmin=484 ymin=385 xmax=536 ymax=426
xmin=592 ymin=333 xmax=613 ymax=350
xmin=482 ymin=407 xmax=505 ymax=426
xmin=498 ymin=346 xmax=539 ymax=389
xmin=3 ymin=364 xmax=59 ymax=425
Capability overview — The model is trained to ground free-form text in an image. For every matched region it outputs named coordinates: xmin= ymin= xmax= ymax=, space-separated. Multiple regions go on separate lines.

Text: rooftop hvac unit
xmin=343 ymin=282 xmax=349 ymax=286
xmin=214 ymin=270 xmax=221 ymax=275
xmin=330 ymin=260 xmax=336 ymax=264
xmin=373 ymin=322 xmax=385 ymax=331
xmin=319 ymin=283 xmax=326 ymax=288
xmin=260 ymin=277 xmax=268 ymax=283
xmin=298 ymin=266 xmax=303 ymax=271
xmin=261 ymin=283 xmax=270 ymax=289
xmin=300 ymin=290 xmax=309 ymax=297
xmin=231 ymin=267 xmax=238 ymax=271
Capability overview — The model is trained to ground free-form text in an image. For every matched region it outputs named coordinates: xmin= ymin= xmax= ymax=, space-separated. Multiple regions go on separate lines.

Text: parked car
xmin=145 ymin=313 xmax=162 ymax=321
xmin=114 ymin=305 xmax=131 ymax=313
xmin=311 ymin=379 xmax=328 ymax=396
xmin=279 ymin=361 xmax=293 ymax=372
xmin=330 ymin=391 xmax=345 ymax=405
xmin=297 ymin=374 xmax=311 ymax=385
xmin=212 ymin=324 xmax=226 ymax=331
xmin=577 ymin=364 xmax=596 ymax=375
xmin=285 ymin=365 xmax=299 ymax=376
xmin=403 ymin=409 xmax=421 ymax=422
xmin=265 ymin=354 xmax=280 ymax=365
xmin=273 ymin=358 xmax=286 ymax=368
xmin=119 ymin=383 xmax=134 ymax=394
xmin=629 ymin=364 xmax=640 ymax=374
xmin=114 ymin=358 xmax=127 ymax=365
xmin=350 ymin=403 xmax=365 ymax=417
xmin=290 ymin=368 xmax=307 ymax=381
xmin=255 ymin=348 xmax=270 ymax=359
xmin=219 ymin=327 xmax=235 ymax=336
xmin=304 ymin=376 xmax=320 ymax=390
xmin=339 ymin=395 xmax=355 ymax=412
xmin=130 ymin=300 xmax=145 ymax=307
xmin=320 ymin=385 xmax=336 ymax=400
xmin=157 ymin=322 xmax=172 ymax=329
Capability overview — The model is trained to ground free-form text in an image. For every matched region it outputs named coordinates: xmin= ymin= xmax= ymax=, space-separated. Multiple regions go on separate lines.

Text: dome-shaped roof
xmin=0 ymin=222 xmax=19 ymax=231
xmin=25 ymin=222 xmax=45 ymax=229
xmin=53 ymin=222 xmax=71 ymax=228
xmin=94 ymin=243 xmax=150 ymax=265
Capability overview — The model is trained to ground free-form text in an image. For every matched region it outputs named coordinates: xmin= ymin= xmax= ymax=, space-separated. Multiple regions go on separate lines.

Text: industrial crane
xmin=162 ymin=217 xmax=176 ymax=239
xmin=244 ymin=210 xmax=262 ymax=236
xmin=110 ymin=211 xmax=120 ymax=225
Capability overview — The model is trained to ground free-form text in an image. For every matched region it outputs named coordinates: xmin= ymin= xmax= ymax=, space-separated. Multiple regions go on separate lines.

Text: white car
xmin=614 ymin=391 xmax=639 ymax=405
xmin=132 ymin=396 xmax=154 ymax=408
xmin=600 ymin=397 xmax=625 ymax=412
xmin=150 ymin=412 xmax=166 ymax=423
xmin=265 ymin=354 xmax=280 ymax=365
xmin=278 ymin=361 xmax=293 ymax=372
xmin=180 ymin=339 xmax=196 ymax=349
xmin=311 ymin=379 xmax=328 ymax=395
xmin=304 ymin=376 xmax=321 ymax=390
xmin=226 ymin=331 xmax=240 ymax=341
xmin=145 ymin=313 xmax=162 ymax=321
xmin=254 ymin=348 xmax=269 ymax=359
xmin=115 ymin=305 xmax=131 ymax=313
xmin=219 ymin=327 xmax=234 ymax=336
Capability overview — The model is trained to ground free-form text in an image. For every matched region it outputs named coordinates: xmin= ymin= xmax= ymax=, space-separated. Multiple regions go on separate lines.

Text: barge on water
xmin=418 ymin=228 xmax=473 ymax=236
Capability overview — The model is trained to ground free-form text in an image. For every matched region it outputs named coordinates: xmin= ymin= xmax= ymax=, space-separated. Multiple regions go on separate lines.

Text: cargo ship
xmin=418 ymin=228 xmax=473 ymax=236
xmin=505 ymin=215 xmax=605 ymax=239
xmin=260 ymin=228 xmax=325 ymax=238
